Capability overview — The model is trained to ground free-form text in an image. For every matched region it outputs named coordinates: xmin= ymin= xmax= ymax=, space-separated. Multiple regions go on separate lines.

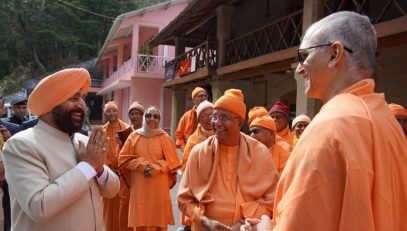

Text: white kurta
xmin=3 ymin=120 xmax=120 ymax=231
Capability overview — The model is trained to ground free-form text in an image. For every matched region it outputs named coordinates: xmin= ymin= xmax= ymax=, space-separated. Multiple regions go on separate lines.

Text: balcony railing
xmin=102 ymin=58 xmax=133 ymax=88
xmin=225 ymin=10 xmax=303 ymax=66
xmin=136 ymin=54 xmax=169 ymax=73
xmin=164 ymin=41 xmax=217 ymax=81
xmin=323 ymin=0 xmax=406 ymax=24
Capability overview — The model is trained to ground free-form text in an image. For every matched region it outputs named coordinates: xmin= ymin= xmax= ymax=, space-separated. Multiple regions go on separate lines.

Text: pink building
xmin=95 ymin=0 xmax=191 ymax=132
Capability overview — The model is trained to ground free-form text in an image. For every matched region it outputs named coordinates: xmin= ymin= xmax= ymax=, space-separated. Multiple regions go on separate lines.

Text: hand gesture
xmin=240 ymin=215 xmax=272 ymax=231
xmin=77 ymin=126 xmax=107 ymax=174
xmin=201 ymin=216 xmax=230 ymax=231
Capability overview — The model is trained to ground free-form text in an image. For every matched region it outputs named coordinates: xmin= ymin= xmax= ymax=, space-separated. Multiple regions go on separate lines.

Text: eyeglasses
xmin=210 ymin=114 xmax=240 ymax=122
xmin=249 ymin=127 xmax=262 ymax=135
xmin=297 ymin=43 xmax=353 ymax=66
xmin=145 ymin=113 xmax=160 ymax=119
xmin=195 ymin=93 xmax=208 ymax=99
xmin=199 ymin=113 xmax=212 ymax=120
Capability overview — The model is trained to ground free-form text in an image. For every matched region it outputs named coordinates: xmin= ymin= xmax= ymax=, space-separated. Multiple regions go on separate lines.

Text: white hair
xmin=305 ymin=11 xmax=377 ymax=76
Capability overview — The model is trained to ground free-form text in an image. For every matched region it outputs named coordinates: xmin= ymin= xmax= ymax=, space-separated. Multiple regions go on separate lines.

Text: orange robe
xmin=292 ymin=135 xmax=299 ymax=147
xmin=182 ymin=124 xmax=214 ymax=171
xmin=273 ymin=79 xmax=407 ymax=230
xmin=177 ymin=133 xmax=279 ymax=231
xmin=175 ymin=106 xmax=197 ymax=147
xmin=269 ymin=143 xmax=290 ymax=176
xmin=118 ymin=132 xmax=181 ymax=229
xmin=103 ymin=119 xmax=129 ymax=231
xmin=276 ymin=126 xmax=294 ymax=146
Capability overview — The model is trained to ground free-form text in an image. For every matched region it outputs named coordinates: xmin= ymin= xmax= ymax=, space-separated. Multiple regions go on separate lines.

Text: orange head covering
xmin=250 ymin=116 xmax=276 ymax=131
xmin=292 ymin=114 xmax=311 ymax=129
xmin=214 ymin=89 xmax=246 ymax=123
xmin=388 ymin=103 xmax=407 ymax=117
xmin=104 ymin=101 xmax=118 ymax=113
xmin=191 ymin=87 xmax=206 ymax=99
xmin=248 ymin=106 xmax=269 ymax=126
xmin=28 ymin=68 xmax=91 ymax=116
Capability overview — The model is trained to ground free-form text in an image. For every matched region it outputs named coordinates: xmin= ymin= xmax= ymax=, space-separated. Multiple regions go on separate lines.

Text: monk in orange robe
xmin=180 ymin=100 xmax=214 ymax=228
xmin=268 ymin=101 xmax=294 ymax=146
xmin=249 ymin=116 xmax=290 ymax=176
xmin=119 ymin=106 xmax=181 ymax=231
xmin=181 ymin=100 xmax=214 ymax=172
xmin=178 ymin=89 xmax=278 ymax=231
xmin=271 ymin=11 xmax=407 ymax=231
xmin=248 ymin=106 xmax=292 ymax=153
xmin=291 ymin=114 xmax=311 ymax=146
xmin=175 ymin=87 xmax=208 ymax=150
xmin=119 ymin=101 xmax=145 ymax=231
xmin=388 ymin=103 xmax=407 ymax=140
xmin=102 ymin=101 xmax=129 ymax=231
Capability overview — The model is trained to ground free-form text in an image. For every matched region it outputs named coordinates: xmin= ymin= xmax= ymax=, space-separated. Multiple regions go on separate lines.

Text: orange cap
xmin=250 ymin=116 xmax=276 ymax=131
xmin=214 ymin=89 xmax=246 ymax=122
xmin=28 ymin=68 xmax=91 ymax=116
xmin=248 ymin=106 xmax=269 ymax=126
xmin=191 ymin=87 xmax=206 ymax=99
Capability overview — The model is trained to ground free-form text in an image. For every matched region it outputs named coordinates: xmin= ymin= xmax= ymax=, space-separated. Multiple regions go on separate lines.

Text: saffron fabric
xmin=247 ymin=106 xmax=269 ymax=126
xmin=102 ymin=119 xmax=129 ymax=231
xmin=273 ymin=79 xmax=407 ymax=230
xmin=192 ymin=87 xmax=206 ymax=99
xmin=276 ymin=126 xmax=294 ymax=146
xmin=388 ymin=103 xmax=407 ymax=117
xmin=28 ymin=68 xmax=90 ymax=116
xmin=177 ymin=133 xmax=278 ymax=231
xmin=175 ymin=106 xmax=197 ymax=147
xmin=118 ymin=132 xmax=181 ymax=228
xmin=214 ymin=89 xmax=246 ymax=122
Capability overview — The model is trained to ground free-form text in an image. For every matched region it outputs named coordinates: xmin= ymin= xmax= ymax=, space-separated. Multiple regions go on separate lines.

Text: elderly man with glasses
xmin=177 ymin=89 xmax=278 ymax=231
xmin=270 ymin=11 xmax=407 ymax=230
xmin=175 ymin=87 xmax=208 ymax=151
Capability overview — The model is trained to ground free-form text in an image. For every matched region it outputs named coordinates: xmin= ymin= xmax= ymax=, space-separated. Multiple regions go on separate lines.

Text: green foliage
xmin=0 ymin=0 xmax=163 ymax=80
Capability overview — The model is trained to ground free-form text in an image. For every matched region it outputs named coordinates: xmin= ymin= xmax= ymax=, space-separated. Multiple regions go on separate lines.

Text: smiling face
xmin=193 ymin=91 xmax=208 ymax=106
xmin=145 ymin=107 xmax=160 ymax=129
xmin=104 ymin=107 xmax=119 ymax=123
xmin=198 ymin=107 xmax=213 ymax=131
xmin=295 ymin=36 xmax=335 ymax=100
xmin=293 ymin=121 xmax=309 ymax=138
xmin=211 ymin=108 xmax=241 ymax=146
xmin=51 ymin=90 xmax=86 ymax=135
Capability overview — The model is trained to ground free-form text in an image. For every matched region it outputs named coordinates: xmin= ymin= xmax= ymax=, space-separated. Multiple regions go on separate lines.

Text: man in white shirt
xmin=2 ymin=68 xmax=120 ymax=231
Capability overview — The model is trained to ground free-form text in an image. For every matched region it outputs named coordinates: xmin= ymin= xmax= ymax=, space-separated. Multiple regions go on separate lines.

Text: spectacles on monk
xmin=200 ymin=113 xmax=212 ymax=120
xmin=195 ymin=93 xmax=208 ymax=99
xmin=249 ymin=127 xmax=262 ymax=135
xmin=297 ymin=43 xmax=353 ymax=66
xmin=210 ymin=114 xmax=240 ymax=122
xmin=145 ymin=113 xmax=160 ymax=120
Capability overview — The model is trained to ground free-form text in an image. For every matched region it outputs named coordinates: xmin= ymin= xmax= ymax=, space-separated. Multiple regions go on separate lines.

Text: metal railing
xmin=225 ymin=10 xmax=303 ymax=65
xmin=164 ymin=41 xmax=217 ymax=80
xmin=102 ymin=58 xmax=133 ymax=88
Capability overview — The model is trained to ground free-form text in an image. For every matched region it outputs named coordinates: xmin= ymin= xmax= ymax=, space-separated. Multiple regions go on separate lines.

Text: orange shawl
xmin=175 ymin=106 xmax=197 ymax=147
xmin=178 ymin=133 xmax=278 ymax=222
xmin=273 ymin=79 xmax=407 ymax=230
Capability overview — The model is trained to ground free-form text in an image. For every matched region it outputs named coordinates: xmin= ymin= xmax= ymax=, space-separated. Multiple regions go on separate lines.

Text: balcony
xmin=323 ymin=0 xmax=407 ymax=24
xmin=137 ymin=54 xmax=169 ymax=73
xmin=225 ymin=10 xmax=303 ymax=66
xmin=164 ymin=41 xmax=217 ymax=83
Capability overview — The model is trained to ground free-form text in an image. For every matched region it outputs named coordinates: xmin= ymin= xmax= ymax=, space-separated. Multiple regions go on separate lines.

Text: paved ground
xmin=168 ymin=148 xmax=184 ymax=231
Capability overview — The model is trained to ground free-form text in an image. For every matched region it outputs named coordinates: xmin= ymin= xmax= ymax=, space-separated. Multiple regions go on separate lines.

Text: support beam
xmin=216 ymin=5 xmax=234 ymax=67
xmin=170 ymin=88 xmax=186 ymax=140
